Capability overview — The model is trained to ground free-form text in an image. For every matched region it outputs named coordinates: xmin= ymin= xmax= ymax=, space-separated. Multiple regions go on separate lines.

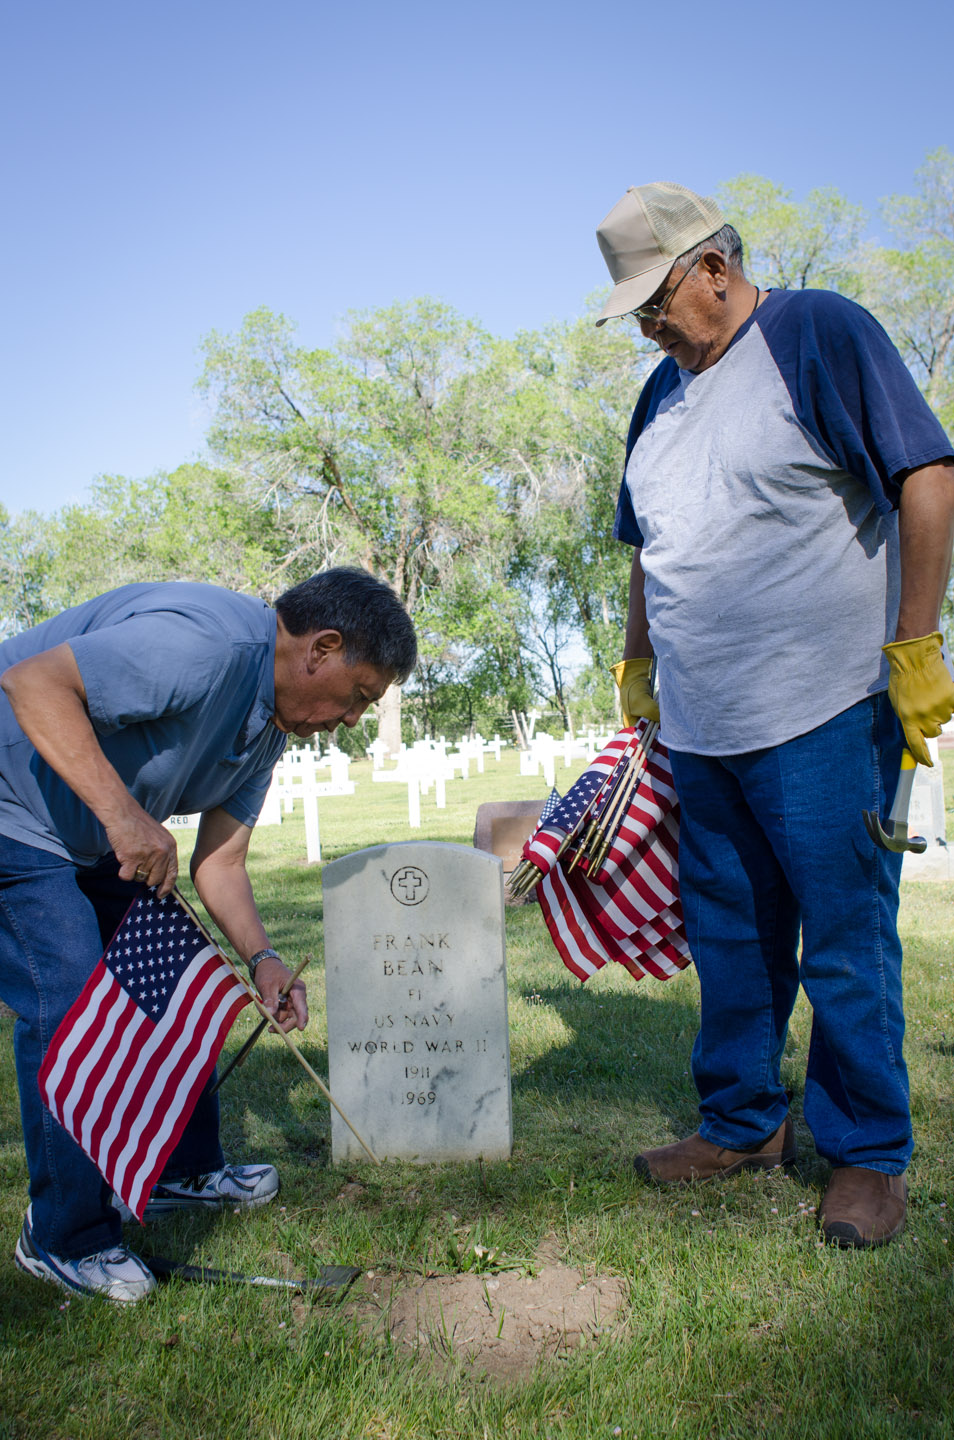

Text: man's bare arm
xmin=623 ymin=549 xmax=653 ymax=659
xmin=895 ymin=460 xmax=954 ymax=640
xmin=0 ymin=643 xmax=178 ymax=893
xmin=191 ymin=807 xmax=308 ymax=1032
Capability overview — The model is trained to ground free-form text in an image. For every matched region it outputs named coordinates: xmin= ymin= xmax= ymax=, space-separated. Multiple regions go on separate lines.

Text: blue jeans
xmin=669 ymin=693 xmax=910 ymax=1173
xmin=0 ymin=838 xmax=224 ymax=1259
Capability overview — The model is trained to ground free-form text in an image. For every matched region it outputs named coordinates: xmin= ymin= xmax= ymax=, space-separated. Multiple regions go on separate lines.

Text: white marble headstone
xmin=323 ymin=842 xmax=512 ymax=1163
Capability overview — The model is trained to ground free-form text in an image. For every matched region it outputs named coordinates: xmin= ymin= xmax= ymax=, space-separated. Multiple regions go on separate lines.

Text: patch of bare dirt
xmin=339 ymin=1260 xmax=628 ymax=1380
xmin=333 ymin=1181 xmax=367 ymax=1206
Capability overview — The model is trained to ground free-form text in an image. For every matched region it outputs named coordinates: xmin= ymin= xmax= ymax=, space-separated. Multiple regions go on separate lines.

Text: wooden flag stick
xmin=589 ymin=722 xmax=659 ymax=874
xmin=589 ymin=723 xmax=660 ymax=874
xmin=590 ymin=759 xmax=643 ymax=876
xmin=582 ymin=756 xmax=639 ymax=873
xmin=172 ymin=889 xmax=381 ymax=1165
xmin=567 ymin=780 xmax=622 ymax=872
xmin=506 ymin=729 xmax=643 ymax=899
xmin=566 ymin=729 xmax=643 ymax=874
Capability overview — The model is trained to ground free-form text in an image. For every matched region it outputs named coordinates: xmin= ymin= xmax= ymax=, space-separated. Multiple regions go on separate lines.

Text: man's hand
xmin=882 ymin=631 xmax=954 ymax=767
xmin=610 ymin=658 xmax=660 ymax=725
xmin=252 ymin=954 xmax=309 ymax=1033
xmin=191 ymin=808 xmax=309 ymax=1032
xmin=107 ymin=804 xmax=179 ymax=896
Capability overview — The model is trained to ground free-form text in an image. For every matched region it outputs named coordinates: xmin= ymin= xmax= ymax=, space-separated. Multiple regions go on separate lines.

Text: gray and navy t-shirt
xmin=0 ymin=582 xmax=287 ymax=863
xmin=613 ymin=288 xmax=953 ymax=756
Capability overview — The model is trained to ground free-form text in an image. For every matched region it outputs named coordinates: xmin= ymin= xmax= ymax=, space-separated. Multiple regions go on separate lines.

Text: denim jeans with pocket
xmin=0 ymin=839 xmax=224 ymax=1259
xmin=668 ymin=693 xmax=910 ymax=1173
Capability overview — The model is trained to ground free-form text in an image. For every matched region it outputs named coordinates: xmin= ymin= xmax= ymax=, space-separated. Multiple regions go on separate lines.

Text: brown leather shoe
xmin=820 ymin=1166 xmax=907 ymax=1248
xmin=633 ymin=1116 xmax=796 ymax=1184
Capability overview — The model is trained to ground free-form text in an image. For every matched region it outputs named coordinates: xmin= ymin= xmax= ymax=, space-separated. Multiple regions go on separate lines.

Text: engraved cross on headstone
xmin=395 ymin=868 xmax=424 ymax=902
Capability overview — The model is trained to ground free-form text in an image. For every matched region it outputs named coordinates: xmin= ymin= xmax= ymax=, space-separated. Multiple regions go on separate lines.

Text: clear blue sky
xmin=2 ymin=0 xmax=952 ymax=516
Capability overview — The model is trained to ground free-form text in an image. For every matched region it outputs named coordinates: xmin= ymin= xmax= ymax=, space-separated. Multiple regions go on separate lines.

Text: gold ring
xmin=134 ymin=869 xmax=147 ymax=881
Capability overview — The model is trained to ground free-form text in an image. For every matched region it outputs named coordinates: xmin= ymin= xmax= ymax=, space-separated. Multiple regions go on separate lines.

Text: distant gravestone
xmin=902 ymin=737 xmax=954 ymax=881
xmin=907 ymin=740 xmax=946 ymax=846
xmin=473 ymin=799 xmax=546 ymax=876
xmin=164 ymin=812 xmax=200 ymax=832
xmin=323 ymin=842 xmax=512 ymax=1163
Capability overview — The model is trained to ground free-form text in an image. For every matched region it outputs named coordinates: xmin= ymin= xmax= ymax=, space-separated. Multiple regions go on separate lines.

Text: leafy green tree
xmin=487 ymin=313 xmax=646 ymax=724
xmin=45 ymin=465 xmax=284 ymax=613
xmin=717 ymin=175 xmax=868 ymax=295
xmin=199 ymin=301 xmax=518 ymax=749
xmin=0 ymin=505 xmax=58 ymax=634
xmin=864 ymin=148 xmax=954 ymax=430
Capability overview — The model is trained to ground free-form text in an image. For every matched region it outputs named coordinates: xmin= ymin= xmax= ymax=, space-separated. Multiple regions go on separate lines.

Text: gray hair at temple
xmin=676 ymin=223 xmax=746 ymax=276
xmin=275 ymin=568 xmax=418 ymax=683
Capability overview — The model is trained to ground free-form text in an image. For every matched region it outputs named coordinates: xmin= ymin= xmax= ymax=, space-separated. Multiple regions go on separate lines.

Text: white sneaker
xmin=15 ymin=1206 xmax=155 ymax=1304
xmin=112 ymin=1162 xmax=280 ymax=1221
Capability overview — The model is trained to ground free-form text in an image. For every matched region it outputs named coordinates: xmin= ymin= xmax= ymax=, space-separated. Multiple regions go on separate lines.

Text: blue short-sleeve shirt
xmin=0 ymin=582 xmax=287 ymax=863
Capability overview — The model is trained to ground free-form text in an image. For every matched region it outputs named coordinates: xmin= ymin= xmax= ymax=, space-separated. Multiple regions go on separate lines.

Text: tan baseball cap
xmin=594 ymin=181 xmax=725 ymax=326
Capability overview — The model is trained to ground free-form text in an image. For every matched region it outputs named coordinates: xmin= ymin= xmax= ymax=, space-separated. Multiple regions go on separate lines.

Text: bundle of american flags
xmin=38 ymin=890 xmax=251 ymax=1222
xmin=507 ymin=721 xmax=692 ymax=984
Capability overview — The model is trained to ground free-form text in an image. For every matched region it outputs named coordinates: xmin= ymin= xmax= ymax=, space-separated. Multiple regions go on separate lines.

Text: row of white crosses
xmin=163 ymin=743 xmax=351 ymax=863
xmin=517 ymin=729 xmax=617 ymax=786
xmin=365 ymin=732 xmax=504 ymax=775
xmin=275 ymin=744 xmax=356 ymax=862
xmin=371 ymin=734 xmax=506 ymax=828
xmin=165 ymin=731 xmax=510 ymax=858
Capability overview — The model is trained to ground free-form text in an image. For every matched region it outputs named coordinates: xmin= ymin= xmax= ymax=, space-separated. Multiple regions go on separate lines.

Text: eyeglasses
xmin=625 ymin=255 xmax=701 ymax=326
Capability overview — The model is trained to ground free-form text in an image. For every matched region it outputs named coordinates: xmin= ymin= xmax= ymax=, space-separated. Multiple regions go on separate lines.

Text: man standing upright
xmin=596 ymin=181 xmax=954 ymax=1247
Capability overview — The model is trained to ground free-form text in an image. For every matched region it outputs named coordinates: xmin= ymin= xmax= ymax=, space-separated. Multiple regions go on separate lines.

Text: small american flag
xmin=538 ymin=787 xmax=563 ymax=825
xmin=39 ymin=891 xmax=250 ymax=1222
xmin=531 ymin=772 xmax=606 ymax=841
xmin=524 ymin=724 xmax=692 ymax=984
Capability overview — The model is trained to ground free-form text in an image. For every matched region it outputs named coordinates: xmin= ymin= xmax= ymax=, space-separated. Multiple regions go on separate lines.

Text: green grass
xmin=1 ymin=749 xmax=953 ymax=1439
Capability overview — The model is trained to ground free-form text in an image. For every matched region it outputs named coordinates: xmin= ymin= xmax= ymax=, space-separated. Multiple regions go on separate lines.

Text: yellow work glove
xmin=882 ymin=631 xmax=954 ymax=767
xmin=610 ymin=658 xmax=660 ymax=726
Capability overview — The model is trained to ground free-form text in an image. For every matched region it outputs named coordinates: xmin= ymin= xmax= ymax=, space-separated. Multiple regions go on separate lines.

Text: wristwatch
xmin=247 ymin=947 xmax=281 ymax=982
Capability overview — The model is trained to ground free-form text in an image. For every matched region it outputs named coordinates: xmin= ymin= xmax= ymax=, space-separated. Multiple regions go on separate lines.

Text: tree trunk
xmin=377 ymin=685 xmax=403 ymax=756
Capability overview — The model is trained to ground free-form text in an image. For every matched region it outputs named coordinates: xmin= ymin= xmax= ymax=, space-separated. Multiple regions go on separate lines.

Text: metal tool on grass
xmin=209 ymin=954 xmax=311 ymax=1095
xmin=145 ymin=1254 xmax=361 ymax=1294
xmin=862 ymin=748 xmax=927 ymax=854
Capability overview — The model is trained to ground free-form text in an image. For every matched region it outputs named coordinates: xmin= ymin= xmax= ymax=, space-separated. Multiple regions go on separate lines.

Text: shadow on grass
xmin=212 ymin=1033 xmax=334 ymax=1171
xmin=0 ymin=1260 xmax=63 ymax=1333
xmin=508 ymin=981 xmax=839 ymax=1186
xmin=510 ymin=982 xmax=702 ymax=1137
xmin=212 ymin=967 xmax=712 ymax=1185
